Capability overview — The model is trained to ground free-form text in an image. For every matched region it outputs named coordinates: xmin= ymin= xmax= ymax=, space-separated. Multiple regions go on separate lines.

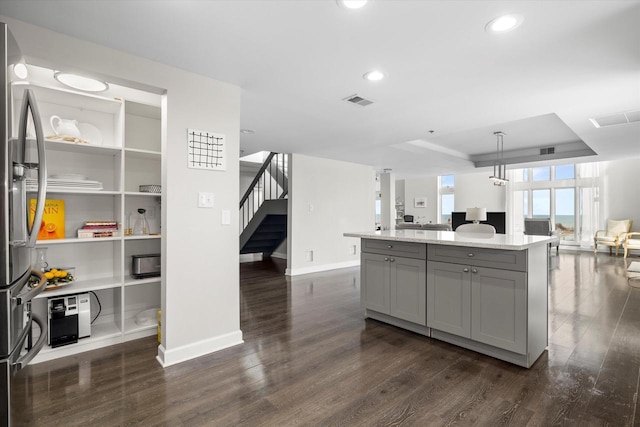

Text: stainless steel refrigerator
xmin=1 ymin=22 xmax=49 ymax=425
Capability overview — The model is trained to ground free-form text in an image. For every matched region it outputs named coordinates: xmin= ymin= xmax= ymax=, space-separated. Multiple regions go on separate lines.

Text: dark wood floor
xmin=13 ymin=252 xmax=640 ymax=426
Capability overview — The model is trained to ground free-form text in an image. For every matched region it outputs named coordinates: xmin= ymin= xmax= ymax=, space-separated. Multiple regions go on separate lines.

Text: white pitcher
xmin=49 ymin=115 xmax=81 ymax=138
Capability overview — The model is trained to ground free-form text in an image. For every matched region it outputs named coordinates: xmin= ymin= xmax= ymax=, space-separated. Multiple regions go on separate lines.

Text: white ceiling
xmin=2 ymin=0 xmax=639 ymax=177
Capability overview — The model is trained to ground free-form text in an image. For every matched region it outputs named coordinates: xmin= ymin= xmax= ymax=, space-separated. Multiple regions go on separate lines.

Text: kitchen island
xmin=344 ymin=229 xmax=558 ymax=368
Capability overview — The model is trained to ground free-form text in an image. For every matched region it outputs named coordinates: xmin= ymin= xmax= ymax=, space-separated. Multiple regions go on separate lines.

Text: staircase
xmin=240 ymin=153 xmax=288 ymax=256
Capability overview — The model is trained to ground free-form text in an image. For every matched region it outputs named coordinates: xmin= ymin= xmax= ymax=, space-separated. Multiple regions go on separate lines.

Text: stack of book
xmin=77 ymin=221 xmax=119 ymax=238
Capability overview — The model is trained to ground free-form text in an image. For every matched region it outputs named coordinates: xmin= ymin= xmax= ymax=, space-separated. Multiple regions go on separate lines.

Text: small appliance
xmin=77 ymin=293 xmax=91 ymax=338
xmin=132 ymin=253 xmax=161 ymax=279
xmin=48 ymin=295 xmax=78 ymax=348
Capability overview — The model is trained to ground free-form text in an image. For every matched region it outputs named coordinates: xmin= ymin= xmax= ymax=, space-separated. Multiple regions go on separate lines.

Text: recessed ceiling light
xmin=485 ymin=14 xmax=524 ymax=34
xmin=337 ymin=0 xmax=368 ymax=10
xmin=240 ymin=129 xmax=255 ymax=134
xmin=363 ymin=70 xmax=385 ymax=81
xmin=54 ymin=71 xmax=109 ymax=92
xmin=13 ymin=63 xmax=28 ymax=79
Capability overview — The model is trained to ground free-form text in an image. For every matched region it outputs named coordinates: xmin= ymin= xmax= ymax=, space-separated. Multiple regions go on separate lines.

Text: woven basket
xmin=139 ymin=185 xmax=161 ymax=193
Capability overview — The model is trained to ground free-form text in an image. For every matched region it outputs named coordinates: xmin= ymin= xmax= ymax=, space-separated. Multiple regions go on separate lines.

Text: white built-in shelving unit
xmin=12 ymin=65 xmax=163 ymax=363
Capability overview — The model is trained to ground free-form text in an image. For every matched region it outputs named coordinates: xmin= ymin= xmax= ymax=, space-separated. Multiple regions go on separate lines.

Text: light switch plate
xmin=221 ymin=210 xmax=231 ymax=225
xmin=198 ymin=192 xmax=214 ymax=208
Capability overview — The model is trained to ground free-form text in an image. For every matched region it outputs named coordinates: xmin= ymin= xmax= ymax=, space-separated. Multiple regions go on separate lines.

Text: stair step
xmin=263 ymin=215 xmax=287 ymax=225
xmin=256 ymin=225 xmax=286 ymax=233
xmin=251 ymin=232 xmax=285 ymax=241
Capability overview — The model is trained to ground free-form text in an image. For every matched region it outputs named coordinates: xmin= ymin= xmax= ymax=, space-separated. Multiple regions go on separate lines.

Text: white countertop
xmin=344 ymin=229 xmax=558 ymax=250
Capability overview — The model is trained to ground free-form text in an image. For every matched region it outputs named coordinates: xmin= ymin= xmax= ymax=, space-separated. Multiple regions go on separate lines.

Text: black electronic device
xmin=48 ymin=296 xmax=79 ymax=348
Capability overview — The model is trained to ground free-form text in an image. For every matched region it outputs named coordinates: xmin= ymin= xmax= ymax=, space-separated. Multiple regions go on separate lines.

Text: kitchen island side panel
xmin=526 ymin=243 xmax=549 ymax=366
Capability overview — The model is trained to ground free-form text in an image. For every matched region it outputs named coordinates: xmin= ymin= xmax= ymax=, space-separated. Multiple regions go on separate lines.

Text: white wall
xmin=454 ymin=171 xmax=506 ymax=212
xmin=604 ymin=156 xmax=640 ymax=231
xmin=403 ymin=176 xmax=439 ymax=223
xmin=4 ymin=17 xmax=243 ymax=366
xmin=287 ymin=154 xmax=374 ymax=276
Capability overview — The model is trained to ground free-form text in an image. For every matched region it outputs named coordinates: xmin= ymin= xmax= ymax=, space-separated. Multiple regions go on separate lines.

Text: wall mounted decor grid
xmin=187 ymin=128 xmax=226 ymax=171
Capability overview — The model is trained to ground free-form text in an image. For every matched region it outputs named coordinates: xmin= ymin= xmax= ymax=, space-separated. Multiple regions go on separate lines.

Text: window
xmin=555 ymin=188 xmax=575 ymax=241
xmin=439 ymin=175 xmax=454 ymax=225
xmin=532 ymin=166 xmax=550 ymax=181
xmin=508 ymin=164 xmax=594 ymax=243
xmin=554 ymin=164 xmax=575 ymax=180
xmin=532 ymin=189 xmax=550 ymax=218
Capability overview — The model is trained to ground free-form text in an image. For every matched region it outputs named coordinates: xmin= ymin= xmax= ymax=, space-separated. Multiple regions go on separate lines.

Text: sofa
xmin=396 ymin=222 xmax=452 ymax=231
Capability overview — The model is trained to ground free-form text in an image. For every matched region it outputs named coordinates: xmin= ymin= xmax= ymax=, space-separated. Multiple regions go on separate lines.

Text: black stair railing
xmin=240 ymin=152 xmax=288 ymax=232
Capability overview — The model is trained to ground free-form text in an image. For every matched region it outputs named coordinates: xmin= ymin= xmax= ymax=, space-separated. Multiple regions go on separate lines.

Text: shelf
xmin=124 ymin=234 xmax=161 ymax=241
xmin=124 ymin=148 xmax=161 ymax=160
xmin=34 ymin=276 xmax=122 ymax=299
xmin=125 ymin=191 xmax=161 ymax=197
xmin=124 ymin=276 xmax=161 ymax=287
xmin=13 ymin=81 xmax=123 ymax=112
xmin=19 ymin=71 xmax=162 ymax=364
xmin=28 ymin=188 xmax=121 ymax=196
xmin=36 ymin=237 xmax=121 ymax=245
xmin=33 ymin=322 xmax=122 ymax=363
xmin=42 ymin=138 xmax=122 ymax=155
xmin=124 ymin=318 xmax=158 ymax=336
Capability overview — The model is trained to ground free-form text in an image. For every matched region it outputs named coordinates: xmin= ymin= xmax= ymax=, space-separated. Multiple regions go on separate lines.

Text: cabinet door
xmin=389 ymin=257 xmax=426 ymax=325
xmin=471 ymin=267 xmax=527 ymax=354
xmin=427 ymin=261 xmax=471 ymax=338
xmin=361 ymin=253 xmax=390 ymax=314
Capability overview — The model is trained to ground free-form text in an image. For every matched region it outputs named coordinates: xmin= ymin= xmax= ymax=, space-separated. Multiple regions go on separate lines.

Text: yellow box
xmin=29 ymin=199 xmax=65 ymax=240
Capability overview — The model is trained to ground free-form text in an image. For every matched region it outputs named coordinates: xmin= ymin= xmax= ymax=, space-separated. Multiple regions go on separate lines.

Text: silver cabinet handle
xmin=387 ymin=245 xmax=393 ymax=249
xmin=384 ymin=257 xmax=389 ymax=261
xmin=390 ymin=258 xmax=395 ymax=262
xmin=467 ymin=253 xmax=474 ymax=257
xmin=463 ymin=268 xmax=469 ymax=273
xmin=472 ymin=268 xmax=478 ymax=274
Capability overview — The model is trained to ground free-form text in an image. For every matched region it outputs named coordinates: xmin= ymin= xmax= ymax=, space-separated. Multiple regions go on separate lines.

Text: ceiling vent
xmin=589 ymin=110 xmax=640 ymax=128
xmin=540 ymin=147 xmax=555 ymax=155
xmin=343 ymin=94 xmax=374 ymax=107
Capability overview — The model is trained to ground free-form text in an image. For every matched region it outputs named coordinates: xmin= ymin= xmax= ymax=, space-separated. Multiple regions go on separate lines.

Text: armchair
xmin=524 ymin=218 xmax=559 ymax=254
xmin=594 ymin=219 xmax=632 ymax=256
xmin=623 ymin=232 xmax=640 ymax=258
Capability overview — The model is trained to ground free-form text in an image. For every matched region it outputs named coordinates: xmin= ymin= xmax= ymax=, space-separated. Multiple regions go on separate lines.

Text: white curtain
xmin=576 ymin=162 xmax=604 ymax=248
xmin=505 ymin=169 xmax=523 ymax=235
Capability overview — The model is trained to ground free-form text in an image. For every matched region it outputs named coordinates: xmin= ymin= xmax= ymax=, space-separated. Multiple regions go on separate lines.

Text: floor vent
xmin=343 ymin=94 xmax=374 ymax=107
xmin=540 ymin=147 xmax=555 ymax=155
xmin=590 ymin=110 xmax=640 ymax=128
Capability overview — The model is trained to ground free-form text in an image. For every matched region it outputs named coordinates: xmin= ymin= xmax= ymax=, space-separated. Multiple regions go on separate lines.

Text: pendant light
xmin=489 ymin=131 xmax=509 ymax=186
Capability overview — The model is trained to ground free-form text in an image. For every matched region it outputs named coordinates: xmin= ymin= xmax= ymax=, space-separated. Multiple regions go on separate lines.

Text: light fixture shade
xmin=54 ymin=71 xmax=109 ymax=92
xmin=465 ymin=207 xmax=487 ymax=222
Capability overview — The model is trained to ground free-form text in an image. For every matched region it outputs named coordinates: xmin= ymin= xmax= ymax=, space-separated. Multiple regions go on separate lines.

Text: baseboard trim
xmin=156 ymin=330 xmax=244 ymax=367
xmin=271 ymin=251 xmax=287 ymax=259
xmin=239 ymin=253 xmax=262 ymax=263
xmin=285 ymin=260 xmax=359 ymax=276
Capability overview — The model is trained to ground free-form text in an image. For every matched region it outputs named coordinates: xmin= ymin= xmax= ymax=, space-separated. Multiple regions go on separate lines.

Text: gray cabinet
xmin=471 ymin=267 xmax=526 ymax=354
xmin=389 ymin=256 xmax=426 ymax=325
xmin=361 ymin=241 xmax=426 ymax=326
xmin=427 ymin=261 xmax=471 ymax=338
xmin=361 ymin=253 xmax=390 ymax=314
xmin=427 ymin=261 xmax=527 ymax=354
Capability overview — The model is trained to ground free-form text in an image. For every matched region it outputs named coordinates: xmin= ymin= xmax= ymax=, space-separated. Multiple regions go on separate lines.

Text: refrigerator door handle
xmin=13 ymin=270 xmax=46 ymax=306
xmin=11 ymin=312 xmax=47 ymax=372
xmin=18 ymin=89 xmax=48 ymax=248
